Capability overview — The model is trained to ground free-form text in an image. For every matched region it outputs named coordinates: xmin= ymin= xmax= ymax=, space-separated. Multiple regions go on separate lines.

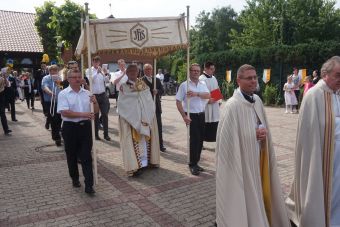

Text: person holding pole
xmin=42 ymin=65 xmax=63 ymax=146
xmin=111 ymin=59 xmax=128 ymax=106
xmin=176 ymin=63 xmax=210 ymax=176
xmin=142 ymin=63 xmax=166 ymax=152
xmin=57 ymin=68 xmax=99 ymax=195
xmin=86 ymin=56 xmax=111 ymax=141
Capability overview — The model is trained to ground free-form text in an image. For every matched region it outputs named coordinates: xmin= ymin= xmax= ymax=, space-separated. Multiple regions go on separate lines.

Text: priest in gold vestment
xmin=117 ymin=64 xmax=160 ymax=176
xmin=216 ymin=64 xmax=290 ymax=227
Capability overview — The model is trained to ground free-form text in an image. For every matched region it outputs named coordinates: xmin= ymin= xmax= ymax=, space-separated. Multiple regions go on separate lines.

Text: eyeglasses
xmin=190 ymin=70 xmax=200 ymax=72
xmin=240 ymin=76 xmax=258 ymax=81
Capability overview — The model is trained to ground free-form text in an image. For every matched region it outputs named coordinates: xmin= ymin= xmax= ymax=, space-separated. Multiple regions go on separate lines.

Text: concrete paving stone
xmin=0 ymin=97 xmax=298 ymax=226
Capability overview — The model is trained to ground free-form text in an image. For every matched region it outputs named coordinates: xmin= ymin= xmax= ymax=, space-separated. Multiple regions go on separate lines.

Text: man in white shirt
xmin=176 ymin=63 xmax=210 ymax=175
xmin=57 ymin=68 xmax=99 ymax=194
xmin=111 ymin=59 xmax=128 ymax=104
xmin=86 ymin=56 xmax=111 ymax=141
xmin=155 ymin=69 xmax=164 ymax=85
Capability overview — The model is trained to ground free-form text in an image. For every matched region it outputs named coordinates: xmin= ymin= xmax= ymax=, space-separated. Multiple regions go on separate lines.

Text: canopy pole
xmin=186 ymin=5 xmax=190 ymax=163
xmin=85 ymin=2 xmax=98 ymax=185
xmin=153 ymin=58 xmax=157 ymax=105
xmin=80 ymin=14 xmax=84 ymax=77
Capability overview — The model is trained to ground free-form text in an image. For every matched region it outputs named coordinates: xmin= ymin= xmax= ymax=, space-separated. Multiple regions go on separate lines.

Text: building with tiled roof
xmin=0 ymin=10 xmax=43 ymax=71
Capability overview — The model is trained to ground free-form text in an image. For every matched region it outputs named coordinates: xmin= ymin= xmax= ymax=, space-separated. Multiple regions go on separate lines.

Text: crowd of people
xmin=283 ymin=68 xmax=320 ymax=114
xmin=1 ymin=54 xmax=340 ymax=227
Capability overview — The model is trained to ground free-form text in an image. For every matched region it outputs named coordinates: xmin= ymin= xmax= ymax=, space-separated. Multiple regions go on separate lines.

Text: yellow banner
xmin=262 ymin=69 xmax=271 ymax=83
xmin=299 ymin=69 xmax=307 ymax=82
xmin=226 ymin=70 xmax=232 ymax=82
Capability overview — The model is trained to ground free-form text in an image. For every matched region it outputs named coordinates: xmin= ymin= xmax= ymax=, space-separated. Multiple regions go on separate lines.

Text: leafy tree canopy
xmin=230 ymin=0 xmax=340 ymax=48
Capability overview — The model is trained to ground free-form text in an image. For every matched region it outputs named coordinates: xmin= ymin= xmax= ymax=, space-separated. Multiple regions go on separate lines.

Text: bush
xmin=262 ymin=84 xmax=278 ymax=106
xmin=221 ymin=80 xmax=235 ymax=100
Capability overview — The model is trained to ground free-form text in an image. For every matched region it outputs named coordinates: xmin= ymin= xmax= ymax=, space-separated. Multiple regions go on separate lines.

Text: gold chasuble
xmin=216 ymin=90 xmax=290 ymax=227
xmin=117 ymin=79 xmax=160 ymax=175
xmin=286 ymin=80 xmax=336 ymax=227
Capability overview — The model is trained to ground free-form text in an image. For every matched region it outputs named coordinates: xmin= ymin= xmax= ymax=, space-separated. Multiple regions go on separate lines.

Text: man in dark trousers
xmin=42 ymin=65 xmax=62 ymax=146
xmin=22 ymin=72 xmax=35 ymax=110
xmin=57 ymin=68 xmax=99 ymax=194
xmin=86 ymin=56 xmax=110 ymax=141
xmin=36 ymin=62 xmax=49 ymax=128
xmin=5 ymin=70 xmax=18 ymax=121
xmin=142 ymin=63 xmax=166 ymax=152
xmin=0 ymin=67 xmax=11 ymax=135
xmin=176 ymin=63 xmax=210 ymax=175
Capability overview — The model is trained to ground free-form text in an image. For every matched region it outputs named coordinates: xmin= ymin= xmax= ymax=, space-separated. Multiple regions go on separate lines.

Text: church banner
xmin=262 ymin=69 xmax=271 ymax=83
xmin=226 ymin=70 xmax=232 ymax=82
xmin=299 ymin=69 xmax=307 ymax=82
xmin=76 ymin=16 xmax=188 ymax=57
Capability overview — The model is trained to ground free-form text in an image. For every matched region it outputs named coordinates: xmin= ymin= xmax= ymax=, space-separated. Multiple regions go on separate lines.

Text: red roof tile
xmin=0 ymin=10 xmax=43 ymax=53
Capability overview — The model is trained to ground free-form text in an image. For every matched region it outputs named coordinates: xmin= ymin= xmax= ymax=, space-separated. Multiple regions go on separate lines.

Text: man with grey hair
xmin=286 ymin=56 xmax=340 ymax=227
xmin=215 ymin=64 xmax=289 ymax=227
xmin=142 ymin=63 xmax=166 ymax=152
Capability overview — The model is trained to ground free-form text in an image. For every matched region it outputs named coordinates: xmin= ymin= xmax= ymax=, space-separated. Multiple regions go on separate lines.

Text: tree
xmin=230 ymin=0 xmax=284 ymax=48
xmin=230 ymin=0 xmax=340 ymax=49
xmin=48 ymin=0 xmax=85 ymax=51
xmin=191 ymin=7 xmax=241 ymax=57
xmin=34 ymin=1 xmax=58 ymax=61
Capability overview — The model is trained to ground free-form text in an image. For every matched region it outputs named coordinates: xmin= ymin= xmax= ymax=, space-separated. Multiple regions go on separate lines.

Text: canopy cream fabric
xmin=75 ymin=16 xmax=188 ymax=57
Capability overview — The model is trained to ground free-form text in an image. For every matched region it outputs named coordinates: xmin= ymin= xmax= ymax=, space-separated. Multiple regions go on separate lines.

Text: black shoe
xmin=4 ymin=130 xmax=12 ymax=135
xmin=132 ymin=169 xmax=143 ymax=177
xmin=85 ymin=187 xmax=95 ymax=194
xmin=190 ymin=166 xmax=200 ymax=176
xmin=31 ymin=107 xmax=35 ymax=110
xmin=45 ymin=122 xmax=49 ymax=130
xmin=104 ymin=135 xmax=111 ymax=141
xmin=95 ymin=135 xmax=101 ymax=140
xmin=12 ymin=119 xmax=18 ymax=122
xmin=160 ymin=147 xmax=167 ymax=152
xmin=55 ymin=140 xmax=62 ymax=147
xmin=72 ymin=180 xmax=81 ymax=188
xmin=196 ymin=165 xmax=204 ymax=172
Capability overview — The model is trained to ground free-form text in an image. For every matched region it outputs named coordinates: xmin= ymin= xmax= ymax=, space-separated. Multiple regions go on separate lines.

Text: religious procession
xmin=1 ymin=0 xmax=340 ymax=227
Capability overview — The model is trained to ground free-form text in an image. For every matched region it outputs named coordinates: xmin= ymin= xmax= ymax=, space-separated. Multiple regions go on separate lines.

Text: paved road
xmin=0 ymin=96 xmax=298 ymax=226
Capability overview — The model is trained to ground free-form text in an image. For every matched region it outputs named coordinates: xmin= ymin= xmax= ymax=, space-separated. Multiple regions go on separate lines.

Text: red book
xmin=210 ymin=88 xmax=223 ymax=101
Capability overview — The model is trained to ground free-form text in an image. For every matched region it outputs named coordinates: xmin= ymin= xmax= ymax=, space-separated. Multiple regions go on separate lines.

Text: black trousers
xmin=0 ymin=92 xmax=9 ymax=133
xmin=294 ymin=90 xmax=300 ymax=109
xmin=7 ymin=98 xmax=16 ymax=120
xmin=25 ymin=92 xmax=34 ymax=109
xmin=188 ymin=112 xmax=205 ymax=167
xmin=62 ymin=121 xmax=93 ymax=187
xmin=156 ymin=111 xmax=164 ymax=148
xmin=39 ymin=90 xmax=48 ymax=116
xmin=44 ymin=102 xmax=62 ymax=141
xmin=94 ymin=93 xmax=110 ymax=137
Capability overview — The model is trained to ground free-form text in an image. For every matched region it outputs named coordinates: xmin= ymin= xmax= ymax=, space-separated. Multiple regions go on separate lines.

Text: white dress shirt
xmin=176 ymin=79 xmax=209 ymax=113
xmin=86 ymin=67 xmax=109 ymax=94
xmin=57 ymin=86 xmax=91 ymax=122
xmin=111 ymin=70 xmax=128 ymax=91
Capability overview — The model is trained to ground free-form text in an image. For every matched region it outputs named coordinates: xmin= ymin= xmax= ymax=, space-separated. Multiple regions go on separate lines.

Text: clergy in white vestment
xmin=286 ymin=56 xmax=340 ymax=227
xmin=117 ymin=64 xmax=160 ymax=177
xmin=216 ymin=64 xmax=290 ymax=227
xmin=199 ymin=61 xmax=220 ymax=142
